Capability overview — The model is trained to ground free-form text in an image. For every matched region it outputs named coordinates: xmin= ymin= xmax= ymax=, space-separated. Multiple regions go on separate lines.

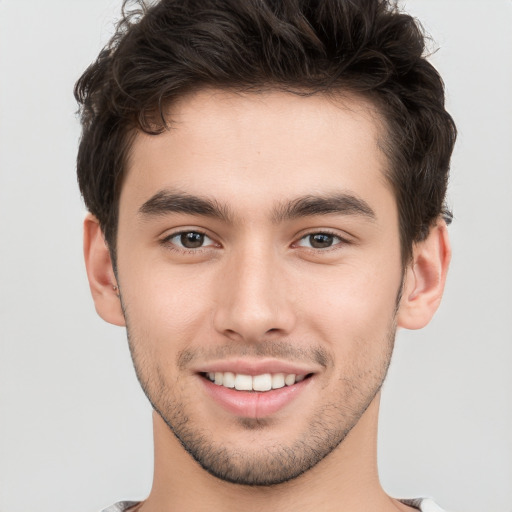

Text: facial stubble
xmin=121 ymin=294 xmax=398 ymax=487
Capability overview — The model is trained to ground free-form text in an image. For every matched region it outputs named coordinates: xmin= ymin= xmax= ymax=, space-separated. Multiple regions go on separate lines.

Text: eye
xmin=166 ymin=231 xmax=215 ymax=249
xmin=296 ymin=232 xmax=343 ymax=249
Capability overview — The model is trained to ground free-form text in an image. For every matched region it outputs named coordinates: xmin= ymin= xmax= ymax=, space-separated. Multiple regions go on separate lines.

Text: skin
xmin=84 ymin=90 xmax=451 ymax=512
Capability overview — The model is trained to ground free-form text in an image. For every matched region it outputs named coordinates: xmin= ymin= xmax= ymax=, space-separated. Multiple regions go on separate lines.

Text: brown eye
xmin=180 ymin=232 xmax=205 ymax=248
xmin=297 ymin=232 xmax=342 ymax=249
xmin=309 ymin=233 xmax=334 ymax=248
xmin=166 ymin=231 xmax=214 ymax=250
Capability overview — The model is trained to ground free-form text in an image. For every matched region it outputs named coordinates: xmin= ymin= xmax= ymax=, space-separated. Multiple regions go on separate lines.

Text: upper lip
xmin=194 ymin=358 xmax=319 ymax=376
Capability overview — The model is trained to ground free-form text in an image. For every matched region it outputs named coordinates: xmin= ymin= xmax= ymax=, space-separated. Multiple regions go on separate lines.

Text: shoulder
xmin=100 ymin=501 xmax=140 ymax=512
xmin=101 ymin=499 xmax=452 ymax=512
xmin=400 ymin=497 xmax=453 ymax=512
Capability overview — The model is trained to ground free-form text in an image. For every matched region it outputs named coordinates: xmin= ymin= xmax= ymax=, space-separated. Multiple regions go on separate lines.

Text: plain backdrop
xmin=0 ymin=1 xmax=511 ymax=511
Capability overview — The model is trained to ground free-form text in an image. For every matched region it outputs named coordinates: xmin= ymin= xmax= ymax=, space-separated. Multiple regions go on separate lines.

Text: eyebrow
xmin=272 ymin=193 xmax=376 ymax=222
xmin=138 ymin=189 xmax=376 ymax=223
xmin=138 ymin=190 xmax=233 ymax=222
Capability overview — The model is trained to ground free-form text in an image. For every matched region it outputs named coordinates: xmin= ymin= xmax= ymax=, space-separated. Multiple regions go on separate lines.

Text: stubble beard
xmin=123 ymin=314 xmax=397 ymax=487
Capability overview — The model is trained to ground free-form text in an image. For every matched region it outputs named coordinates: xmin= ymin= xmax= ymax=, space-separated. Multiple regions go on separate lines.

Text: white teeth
xmin=222 ymin=371 xmax=235 ymax=388
xmin=253 ymin=373 xmax=272 ymax=391
xmin=206 ymin=371 xmax=307 ymax=391
xmin=271 ymin=373 xmax=285 ymax=389
xmin=285 ymin=374 xmax=296 ymax=386
xmin=234 ymin=374 xmax=253 ymax=391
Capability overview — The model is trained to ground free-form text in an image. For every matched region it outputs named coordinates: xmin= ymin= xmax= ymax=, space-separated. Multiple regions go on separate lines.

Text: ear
xmin=397 ymin=219 xmax=451 ymax=330
xmin=83 ymin=213 xmax=125 ymax=326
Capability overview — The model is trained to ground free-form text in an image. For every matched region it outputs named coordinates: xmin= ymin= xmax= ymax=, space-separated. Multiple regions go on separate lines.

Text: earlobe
xmin=83 ymin=214 xmax=126 ymax=327
xmin=397 ymin=220 xmax=451 ymax=330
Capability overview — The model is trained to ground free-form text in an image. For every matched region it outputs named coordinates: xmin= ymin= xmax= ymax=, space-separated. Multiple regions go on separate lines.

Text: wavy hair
xmin=75 ymin=0 xmax=456 ymax=264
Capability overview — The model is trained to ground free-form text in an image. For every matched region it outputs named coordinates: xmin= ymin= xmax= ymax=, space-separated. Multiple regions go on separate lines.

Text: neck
xmin=138 ymin=393 xmax=408 ymax=512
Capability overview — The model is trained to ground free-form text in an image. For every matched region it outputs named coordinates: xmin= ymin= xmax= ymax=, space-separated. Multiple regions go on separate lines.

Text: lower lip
xmin=200 ymin=375 xmax=312 ymax=419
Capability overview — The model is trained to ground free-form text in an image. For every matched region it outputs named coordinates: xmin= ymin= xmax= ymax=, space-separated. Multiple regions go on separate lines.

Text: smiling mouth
xmin=202 ymin=372 xmax=312 ymax=392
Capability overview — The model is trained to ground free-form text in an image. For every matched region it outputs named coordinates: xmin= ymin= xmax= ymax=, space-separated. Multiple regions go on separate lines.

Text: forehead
xmin=122 ymin=89 xmax=393 ymax=217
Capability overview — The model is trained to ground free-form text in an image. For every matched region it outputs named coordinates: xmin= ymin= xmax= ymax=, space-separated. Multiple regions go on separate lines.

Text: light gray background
xmin=0 ymin=1 xmax=511 ymax=511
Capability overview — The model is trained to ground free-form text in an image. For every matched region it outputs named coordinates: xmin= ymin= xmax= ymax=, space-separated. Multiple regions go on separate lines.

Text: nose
xmin=213 ymin=246 xmax=296 ymax=342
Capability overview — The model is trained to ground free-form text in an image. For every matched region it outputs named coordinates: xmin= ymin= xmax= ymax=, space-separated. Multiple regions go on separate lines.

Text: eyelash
xmin=160 ymin=229 xmax=350 ymax=254
xmin=295 ymin=230 xmax=349 ymax=251
xmin=160 ymin=230 xmax=217 ymax=253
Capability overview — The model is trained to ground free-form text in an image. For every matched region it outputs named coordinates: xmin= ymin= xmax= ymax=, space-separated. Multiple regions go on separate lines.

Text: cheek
xmin=297 ymin=258 xmax=402 ymax=346
xmin=118 ymin=255 xmax=215 ymax=348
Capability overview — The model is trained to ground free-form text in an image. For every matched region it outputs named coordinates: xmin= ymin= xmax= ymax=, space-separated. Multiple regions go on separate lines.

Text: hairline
xmin=105 ymin=85 xmax=414 ymax=267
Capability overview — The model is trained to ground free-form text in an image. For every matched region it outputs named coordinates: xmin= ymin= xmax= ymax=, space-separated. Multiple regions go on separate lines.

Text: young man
xmin=75 ymin=0 xmax=456 ymax=511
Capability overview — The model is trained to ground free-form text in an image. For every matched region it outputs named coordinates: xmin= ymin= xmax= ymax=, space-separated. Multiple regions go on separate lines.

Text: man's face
xmin=115 ymin=90 xmax=403 ymax=485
